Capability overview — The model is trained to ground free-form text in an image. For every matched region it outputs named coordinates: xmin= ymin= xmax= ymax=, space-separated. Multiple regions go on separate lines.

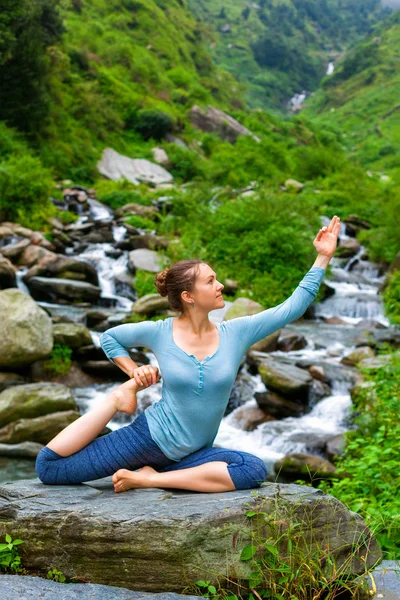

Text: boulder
xmin=26 ymin=276 xmax=101 ymax=303
xmin=257 ymin=356 xmax=313 ymax=401
xmin=0 ymin=574 xmax=201 ymax=599
xmin=0 ymin=440 xmax=44 ymax=457
xmin=53 ymin=323 xmax=93 ymax=348
xmin=326 ymin=434 xmax=346 ymax=460
xmin=189 ymin=105 xmax=260 ymax=144
xmin=97 ymin=148 xmax=174 ymax=186
xmin=132 ymin=294 xmax=170 ymax=314
xmin=284 ymin=178 xmax=304 ymax=192
xmin=0 ymin=382 xmax=76 ymax=427
xmin=17 ymin=244 xmax=55 ymax=267
xmin=0 ymin=410 xmax=82 ymax=444
xmin=0 ymin=478 xmax=382 ymax=592
xmin=128 ymin=248 xmax=170 ymax=273
xmin=0 ymin=253 xmax=17 ymax=289
xmin=275 ymin=452 xmax=340 ymax=480
xmin=341 ymin=346 xmax=375 ymax=366
xmin=277 ymin=331 xmax=307 ymax=352
xmin=255 ymin=390 xmax=304 ymax=419
xmin=115 ymin=202 xmax=160 ymax=219
xmin=23 ymin=254 xmax=99 ymax=286
xmin=0 ymin=371 xmax=26 ymax=392
xmin=0 ymin=289 xmax=53 ymax=368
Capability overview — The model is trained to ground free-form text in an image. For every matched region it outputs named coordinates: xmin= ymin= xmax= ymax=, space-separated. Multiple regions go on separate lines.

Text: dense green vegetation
xmin=302 ymin=10 xmax=400 ymax=178
xmin=187 ymin=0 xmax=392 ymax=111
xmin=316 ymin=348 xmax=400 ymax=559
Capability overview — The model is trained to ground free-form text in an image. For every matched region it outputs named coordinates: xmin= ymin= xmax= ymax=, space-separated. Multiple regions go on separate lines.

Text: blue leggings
xmin=35 ymin=411 xmax=268 ymax=490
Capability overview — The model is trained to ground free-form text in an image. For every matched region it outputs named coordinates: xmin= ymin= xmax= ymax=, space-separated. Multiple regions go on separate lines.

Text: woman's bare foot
xmin=112 ymin=465 xmax=157 ymax=493
xmin=111 ymin=378 xmax=140 ymax=415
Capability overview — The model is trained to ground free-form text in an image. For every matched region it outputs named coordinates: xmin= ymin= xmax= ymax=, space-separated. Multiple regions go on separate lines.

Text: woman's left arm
xmin=228 ymin=216 xmax=341 ymax=351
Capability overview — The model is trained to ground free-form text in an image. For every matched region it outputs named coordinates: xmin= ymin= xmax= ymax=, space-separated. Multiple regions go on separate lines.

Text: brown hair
xmin=154 ymin=259 xmax=207 ymax=313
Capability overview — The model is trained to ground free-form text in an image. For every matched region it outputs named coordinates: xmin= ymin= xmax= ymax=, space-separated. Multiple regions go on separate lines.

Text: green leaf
xmin=240 ymin=544 xmax=257 ymax=560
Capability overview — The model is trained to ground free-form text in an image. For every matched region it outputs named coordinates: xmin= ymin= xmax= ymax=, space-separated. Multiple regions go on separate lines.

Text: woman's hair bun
xmin=154 ymin=267 xmax=170 ymax=297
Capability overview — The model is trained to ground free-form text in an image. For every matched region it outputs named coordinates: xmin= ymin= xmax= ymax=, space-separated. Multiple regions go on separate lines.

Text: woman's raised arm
xmin=229 ymin=215 xmax=341 ymax=353
xmin=228 ymin=266 xmax=327 ymax=352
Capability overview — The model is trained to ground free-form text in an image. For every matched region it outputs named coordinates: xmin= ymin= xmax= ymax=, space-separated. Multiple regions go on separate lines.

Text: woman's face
xmin=192 ymin=264 xmax=225 ymax=310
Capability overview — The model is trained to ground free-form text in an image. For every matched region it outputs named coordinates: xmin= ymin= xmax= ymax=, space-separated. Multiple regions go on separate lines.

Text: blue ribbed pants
xmin=35 ymin=411 xmax=268 ymax=490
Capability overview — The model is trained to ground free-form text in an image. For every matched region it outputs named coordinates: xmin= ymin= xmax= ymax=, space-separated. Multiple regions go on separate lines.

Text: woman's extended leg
xmin=35 ymin=380 xmax=177 ymax=485
xmin=112 ymin=447 xmax=268 ymax=493
xmin=45 ymin=377 xmax=140 ymax=456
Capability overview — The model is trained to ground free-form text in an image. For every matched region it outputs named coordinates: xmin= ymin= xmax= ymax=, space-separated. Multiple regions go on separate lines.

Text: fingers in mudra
xmin=313 ymin=215 xmax=340 ymax=256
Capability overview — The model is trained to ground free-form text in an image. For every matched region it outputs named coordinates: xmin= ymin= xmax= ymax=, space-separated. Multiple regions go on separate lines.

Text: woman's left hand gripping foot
xmin=112 ymin=465 xmax=158 ymax=493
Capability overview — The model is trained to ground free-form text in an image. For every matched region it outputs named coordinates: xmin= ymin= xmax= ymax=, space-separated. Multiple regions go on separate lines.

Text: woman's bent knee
xmin=35 ymin=446 xmax=63 ymax=485
xmin=227 ymin=452 xmax=268 ymax=490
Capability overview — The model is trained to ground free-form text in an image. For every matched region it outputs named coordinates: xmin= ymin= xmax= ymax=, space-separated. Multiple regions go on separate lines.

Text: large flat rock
xmin=0 ymin=477 xmax=382 ymax=593
xmin=0 ymin=574 xmax=201 ymax=599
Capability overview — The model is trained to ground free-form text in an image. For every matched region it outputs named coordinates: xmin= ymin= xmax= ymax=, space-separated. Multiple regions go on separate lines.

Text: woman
xmin=35 ymin=216 xmax=340 ymax=493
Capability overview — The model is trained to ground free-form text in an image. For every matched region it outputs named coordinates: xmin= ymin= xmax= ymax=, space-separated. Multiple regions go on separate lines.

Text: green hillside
xmin=301 ymin=9 xmax=400 ymax=178
xmin=186 ymin=0 xmax=392 ymax=112
xmin=0 ymin=0 xmax=246 ymax=181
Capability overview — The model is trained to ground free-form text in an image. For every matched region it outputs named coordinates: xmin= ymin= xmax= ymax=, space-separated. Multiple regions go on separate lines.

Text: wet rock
xmin=0 ymin=382 xmax=76 ymax=426
xmin=0 ymin=237 xmax=31 ymax=260
xmin=0 ymin=289 xmax=53 ymax=368
xmin=0 ymin=410 xmax=82 ymax=444
xmin=0 ymin=222 xmax=55 ymax=251
xmin=309 ymin=378 xmax=332 ymax=404
xmin=53 ymin=322 xmax=93 ymax=348
xmin=0 ymin=478 xmax=382 ymax=592
xmin=309 ymin=365 xmax=328 ymax=382
xmin=232 ymin=404 xmax=275 ymax=430
xmin=0 ymin=371 xmax=26 ymax=392
xmin=26 ymin=276 xmax=101 ymax=303
xmin=23 ymin=254 xmax=99 ymax=286
xmin=255 ymin=390 xmax=304 ymax=418
xmin=116 ymin=233 xmax=169 ymax=252
xmin=97 ymin=148 xmax=174 ymax=185
xmin=275 ymin=452 xmax=340 ymax=480
xmin=0 ymin=253 xmax=16 ymax=289
xmin=325 ymin=434 xmax=346 ymax=460
xmin=0 ymin=440 xmax=44 ymax=457
xmin=337 ymin=238 xmax=361 ymax=258
xmin=80 ymin=360 xmax=129 ymax=380
xmin=17 ymin=244 xmax=56 ymax=268
xmin=358 ymin=353 xmax=397 ymax=371
xmin=256 ymin=356 xmax=313 ymax=402
xmin=341 ymin=346 xmax=375 ymax=366
xmin=277 ymin=331 xmax=307 ymax=352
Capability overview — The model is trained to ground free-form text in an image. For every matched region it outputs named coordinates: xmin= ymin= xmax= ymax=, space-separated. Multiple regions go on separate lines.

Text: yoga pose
xmin=35 ymin=216 xmax=340 ymax=493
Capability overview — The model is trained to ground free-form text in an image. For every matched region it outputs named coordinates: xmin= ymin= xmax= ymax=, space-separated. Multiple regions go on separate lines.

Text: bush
xmin=127 ymin=108 xmax=174 ymax=141
xmin=43 ymin=344 xmax=73 ymax=377
xmin=382 ymin=270 xmax=400 ymax=325
xmin=0 ymin=153 xmax=55 ymax=227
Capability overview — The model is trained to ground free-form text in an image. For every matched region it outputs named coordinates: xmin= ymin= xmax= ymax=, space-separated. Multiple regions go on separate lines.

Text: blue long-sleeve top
xmin=99 ymin=266 xmax=326 ymax=461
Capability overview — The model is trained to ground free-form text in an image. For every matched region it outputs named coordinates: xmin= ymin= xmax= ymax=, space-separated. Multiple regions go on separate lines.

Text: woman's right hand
xmin=130 ymin=365 xmax=162 ymax=391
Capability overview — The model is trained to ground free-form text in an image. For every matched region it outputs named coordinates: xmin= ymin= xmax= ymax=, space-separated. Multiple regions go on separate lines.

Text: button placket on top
xmin=191 ymin=355 xmax=209 ymax=390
